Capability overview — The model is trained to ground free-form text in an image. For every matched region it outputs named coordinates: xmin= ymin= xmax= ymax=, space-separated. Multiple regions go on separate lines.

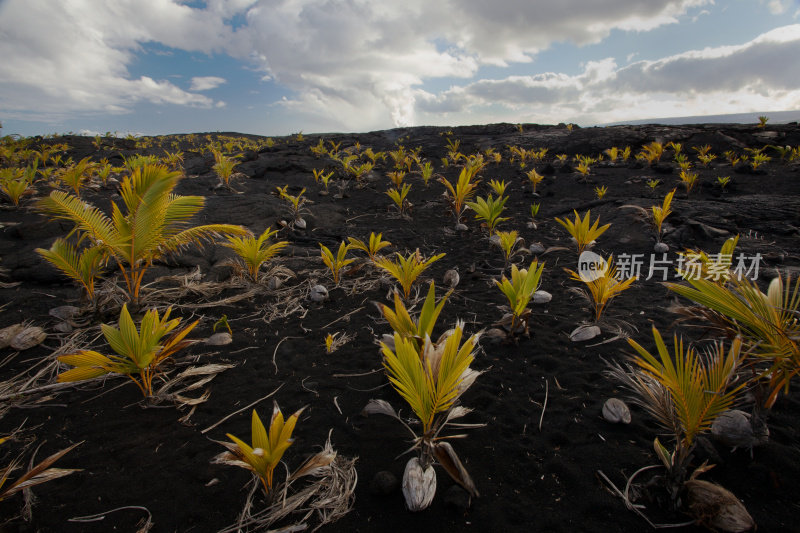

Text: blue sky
xmin=1 ymin=0 xmax=799 ymax=137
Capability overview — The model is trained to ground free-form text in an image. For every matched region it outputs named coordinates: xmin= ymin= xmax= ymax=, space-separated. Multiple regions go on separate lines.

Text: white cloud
xmin=0 ymin=0 xmax=230 ymax=121
xmin=412 ymin=25 xmax=800 ymax=126
xmin=2 ymin=0 xmax=795 ymax=132
xmin=190 ymin=76 xmax=227 ymax=91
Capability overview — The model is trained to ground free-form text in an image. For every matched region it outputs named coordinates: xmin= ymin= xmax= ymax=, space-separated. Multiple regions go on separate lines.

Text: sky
xmin=1 ymin=0 xmax=800 ymax=137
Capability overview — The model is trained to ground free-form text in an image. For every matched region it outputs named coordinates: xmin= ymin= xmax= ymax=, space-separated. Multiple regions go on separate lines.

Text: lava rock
xmin=370 ymin=470 xmax=399 ymax=496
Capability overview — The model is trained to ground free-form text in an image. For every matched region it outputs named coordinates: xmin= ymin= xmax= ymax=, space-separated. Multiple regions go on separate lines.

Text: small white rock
xmin=454 ymin=223 xmax=468 ymax=232
xmin=654 ymin=242 xmax=669 ymax=253
xmin=529 ymin=243 xmax=545 ymax=255
xmin=532 ymin=290 xmax=552 ymax=304
xmin=569 ymin=324 xmax=602 ymax=342
xmin=443 ymin=268 xmax=460 ymax=288
xmin=205 ymin=332 xmax=233 ymax=345
xmin=602 ymin=398 xmax=632 ymax=424
xmin=294 ymin=218 xmax=307 ymax=229
xmin=309 ymin=284 xmax=329 ymax=302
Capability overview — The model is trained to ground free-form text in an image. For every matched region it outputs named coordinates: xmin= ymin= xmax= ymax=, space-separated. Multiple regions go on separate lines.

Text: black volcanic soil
xmin=1 ymin=122 xmax=799 ymax=532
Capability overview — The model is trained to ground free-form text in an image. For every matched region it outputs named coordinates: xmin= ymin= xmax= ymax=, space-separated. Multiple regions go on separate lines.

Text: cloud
xmin=0 ymin=0 xmax=229 ymax=121
xmin=230 ymin=0 xmax=710 ymax=129
xmin=411 ymin=25 xmax=800 ymax=125
xmin=190 ymin=76 xmax=227 ymax=91
xmin=1 ymin=0 xmax=794 ymax=132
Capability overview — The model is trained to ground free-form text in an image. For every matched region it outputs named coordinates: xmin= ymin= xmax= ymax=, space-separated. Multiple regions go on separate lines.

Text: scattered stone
xmin=454 ymin=223 xmax=468 ymax=232
xmin=309 ymin=284 xmax=329 ymax=302
xmin=712 ymin=409 xmax=756 ymax=451
xmin=529 ymin=242 xmax=545 ymax=255
xmin=49 ymin=305 xmax=81 ymax=321
xmin=0 ymin=324 xmax=25 ymax=349
xmin=294 ymin=218 xmax=307 ymax=229
xmin=10 ymin=326 xmax=47 ymax=350
xmin=532 ymin=290 xmax=552 ymax=304
xmin=443 ymin=485 xmax=471 ymax=510
xmin=443 ymin=268 xmax=460 ymax=288
xmin=370 ymin=470 xmax=399 ymax=496
xmin=569 ymin=324 xmax=601 ymax=342
xmin=268 ymin=276 xmax=283 ymax=290
xmin=654 ymin=242 xmax=669 ymax=253
xmin=52 ymin=322 xmax=74 ymax=334
xmin=205 ymin=332 xmax=233 ymax=346
xmin=602 ymin=398 xmax=631 ymax=424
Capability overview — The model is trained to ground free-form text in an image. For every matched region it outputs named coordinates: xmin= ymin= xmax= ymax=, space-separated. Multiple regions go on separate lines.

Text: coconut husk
xmin=10 ymin=326 xmax=47 ymax=351
xmin=402 ymin=457 xmax=436 ymax=512
xmin=685 ymin=479 xmax=755 ymax=532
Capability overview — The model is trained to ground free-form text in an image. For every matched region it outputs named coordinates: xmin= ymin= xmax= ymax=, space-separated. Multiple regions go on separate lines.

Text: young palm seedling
xmin=594 ymin=185 xmax=608 ymax=199
xmin=554 ymin=210 xmax=610 ymax=255
xmin=466 ymin=194 xmax=508 ymax=235
xmin=716 ymin=175 xmax=731 ymax=191
xmin=494 ymin=260 xmax=545 ymax=336
xmin=526 ymin=168 xmax=545 ymax=194
xmin=0 ymin=168 xmax=34 ymax=206
xmin=418 ymin=161 xmax=435 ymax=186
xmin=679 ymin=170 xmax=698 ymax=196
xmin=275 ymin=185 xmax=311 ymax=229
xmin=365 ymin=320 xmax=482 ymax=510
xmin=750 ymin=152 xmax=770 ymax=170
xmin=347 ymin=232 xmax=391 ymax=262
xmin=439 ymin=167 xmax=480 ymax=227
xmin=386 ymin=183 xmax=412 ymax=215
xmin=57 ymin=157 xmax=95 ymax=198
xmin=224 ymin=228 xmax=289 ymax=282
xmin=319 ymin=241 xmax=355 ymax=285
xmin=376 ymin=281 xmax=452 ymax=350
xmin=37 ymin=164 xmax=247 ymax=306
xmin=57 ymin=304 xmax=198 ymax=397
xmin=653 ymin=187 xmax=676 ymax=235
xmin=373 ymin=250 xmax=445 ymax=299
xmin=495 ymin=230 xmax=524 ymax=273
xmin=528 ymin=203 xmax=540 ymax=229
xmin=217 ymin=404 xmax=304 ymax=499
xmin=565 ymin=256 xmax=636 ymax=322
xmin=488 ymin=179 xmax=508 ymax=197
xmin=607 ymin=327 xmax=747 ymax=520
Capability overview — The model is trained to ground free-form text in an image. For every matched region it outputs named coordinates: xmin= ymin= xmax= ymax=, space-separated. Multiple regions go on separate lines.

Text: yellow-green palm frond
xmin=466 ymin=194 xmax=508 ymax=234
xmin=347 ymin=232 xmax=391 ymax=261
xmin=320 ymin=241 xmax=355 ymax=284
xmin=378 ymin=282 xmax=452 ymax=347
xmin=666 ymin=273 xmax=800 ymax=407
xmin=374 ymin=250 xmax=446 ymax=299
xmin=566 ymin=257 xmax=635 ymax=321
xmin=222 ymin=405 xmax=304 ymax=493
xmin=495 ymin=260 xmax=544 ymax=319
xmin=627 ymin=327 xmax=744 ymax=447
xmin=58 ymin=304 xmax=198 ymax=396
xmin=36 ymin=238 xmax=107 ymax=299
xmin=381 ymin=323 xmax=479 ymax=435
xmin=37 ymin=190 xmax=119 ymax=247
xmin=224 ymin=228 xmax=288 ymax=281
xmin=554 ymin=210 xmax=611 ymax=254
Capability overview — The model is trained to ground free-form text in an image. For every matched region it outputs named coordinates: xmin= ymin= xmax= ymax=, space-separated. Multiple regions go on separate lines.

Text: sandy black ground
xmin=1 ymin=122 xmax=799 ymax=532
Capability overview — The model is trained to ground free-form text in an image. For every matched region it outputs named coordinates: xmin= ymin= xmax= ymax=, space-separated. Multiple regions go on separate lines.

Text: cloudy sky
xmin=1 ymin=0 xmax=799 ymax=137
